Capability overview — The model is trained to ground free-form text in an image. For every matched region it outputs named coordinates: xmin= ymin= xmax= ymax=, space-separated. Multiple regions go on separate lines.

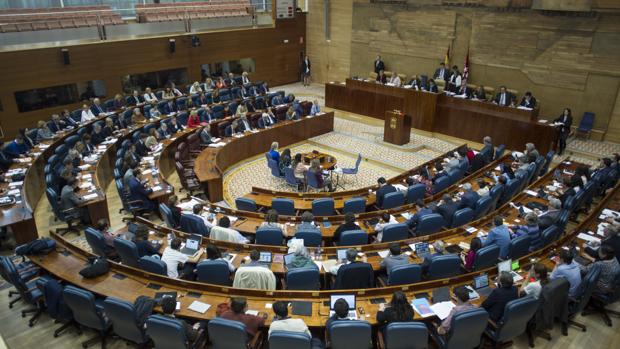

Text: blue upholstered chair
xmin=416 ymin=214 xmax=445 ymax=236
xmin=381 ymin=223 xmax=409 ymax=242
xmin=387 ymin=264 xmax=422 ymax=286
xmin=328 ymin=321 xmax=372 ymax=349
xmin=272 ymin=198 xmax=295 ymax=216
xmin=379 ymin=321 xmax=428 ymax=349
xmin=196 ymin=260 xmax=231 ymax=286
xmin=256 ymin=227 xmax=284 ymax=246
xmin=312 ymin=198 xmax=335 ymax=216
xmin=294 ymin=229 xmax=322 ymax=247
xmin=343 ymin=197 xmax=366 ymax=214
xmin=285 ymin=267 xmax=320 ymax=290
xmin=431 ymin=308 xmax=489 ymax=349
xmin=138 ymin=256 xmax=167 ymax=276
xmin=406 ymin=184 xmax=426 ymax=204
xmin=472 ymin=244 xmax=500 ymax=271
xmin=235 ymin=197 xmax=258 ymax=212
xmin=451 ymin=208 xmax=474 ymax=228
xmin=433 ymin=176 xmax=451 ymax=195
xmin=113 ymin=238 xmax=140 ymax=268
xmin=427 ymin=254 xmax=461 ymax=280
xmin=382 ymin=191 xmax=405 ymax=210
xmin=84 ymin=228 xmax=107 ymax=257
xmin=103 ymin=297 xmax=148 ymax=346
xmin=485 ymin=296 xmax=539 ymax=347
xmin=63 ymin=286 xmax=111 ymax=348
xmin=270 ymin=331 xmax=312 ymax=349
xmin=147 ymin=314 xmax=204 ymax=349
xmin=508 ymin=234 xmax=531 ymax=260
xmin=338 ymin=230 xmax=368 ymax=246
xmin=207 ymin=317 xmax=261 ymax=349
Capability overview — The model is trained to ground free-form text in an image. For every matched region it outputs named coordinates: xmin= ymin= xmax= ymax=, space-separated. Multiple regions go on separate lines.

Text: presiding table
xmin=325 ymin=79 xmax=556 ymax=154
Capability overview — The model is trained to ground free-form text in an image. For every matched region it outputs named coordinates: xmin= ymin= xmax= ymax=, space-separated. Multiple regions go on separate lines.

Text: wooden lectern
xmin=383 ymin=110 xmax=411 ymax=145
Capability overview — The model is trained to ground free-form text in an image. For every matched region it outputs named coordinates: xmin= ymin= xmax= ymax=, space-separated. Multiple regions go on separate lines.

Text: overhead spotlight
xmin=191 ymin=35 xmax=201 ymax=47
xmin=169 ymin=38 xmax=176 ymax=54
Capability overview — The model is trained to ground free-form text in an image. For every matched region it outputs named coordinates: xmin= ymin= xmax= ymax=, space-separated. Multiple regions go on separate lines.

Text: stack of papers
xmin=208 ymin=142 xmax=226 ymax=148
xmin=577 ymin=233 xmax=601 ymax=244
xmin=83 ymin=193 xmax=99 ymax=200
xmin=177 ymin=199 xmax=202 ymax=211
xmin=377 ymin=250 xmax=390 ymax=258
xmin=429 ymin=301 xmax=455 ymax=320
xmin=188 ymin=301 xmax=211 ymax=314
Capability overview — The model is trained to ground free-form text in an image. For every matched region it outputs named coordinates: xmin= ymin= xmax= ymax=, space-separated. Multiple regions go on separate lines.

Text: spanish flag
xmin=444 ymin=45 xmax=451 ymax=66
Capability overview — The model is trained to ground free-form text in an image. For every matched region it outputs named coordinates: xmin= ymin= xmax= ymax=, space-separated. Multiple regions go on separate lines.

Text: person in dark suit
xmin=196 ymin=92 xmax=209 ymax=107
xmin=447 ymin=65 xmax=462 ymax=93
xmin=333 ymin=212 xmax=360 ymax=245
xmin=259 ymin=111 xmax=277 ymax=128
xmin=554 ymin=108 xmax=573 ymax=155
xmin=0 ymin=143 xmax=17 ymax=171
xmin=473 ymin=85 xmax=487 ymax=100
xmin=519 ymin=92 xmax=537 ymax=109
xmin=538 ymin=198 xmax=561 ymax=230
xmin=237 ymin=115 xmax=253 ymax=132
xmin=421 ymin=240 xmax=446 ymax=275
xmin=433 ymin=62 xmax=450 ymax=81
xmin=374 ymin=55 xmax=385 ymax=75
xmin=437 ymin=194 xmax=459 ymax=227
xmin=456 ymin=84 xmax=472 ymax=98
xmin=459 ymin=183 xmax=480 ymax=210
xmin=482 ymin=271 xmax=519 ymax=322
xmin=160 ymin=296 xmax=203 ymax=342
xmin=112 ymin=94 xmax=126 ymax=110
xmin=493 ymin=86 xmax=513 ymax=107
xmin=332 ymin=248 xmax=374 ymax=289
xmin=199 ymin=124 xmax=212 ymax=145
xmin=127 ymin=172 xmax=156 ymax=212
xmin=60 ymin=178 xmax=89 ymax=224
xmin=169 ymin=116 xmax=182 ymax=133
xmin=558 ymin=176 xmax=580 ymax=207
xmin=427 ymin=79 xmax=439 ymax=93
xmin=407 ymin=201 xmax=437 ymax=232
xmin=375 ymin=177 xmax=396 ymax=208
xmin=432 ymin=163 xmax=448 ymax=184
xmin=376 ymin=70 xmax=387 ymax=84
xmin=480 ymin=136 xmax=494 ymax=164
xmin=90 ymin=98 xmax=106 ymax=116
xmin=166 ymin=195 xmax=182 ymax=228
xmin=301 ymin=55 xmax=311 ymax=86
xmin=48 ymin=114 xmax=65 ymax=133
xmin=90 ymin=124 xmax=106 ymax=145
xmin=127 ymin=90 xmax=143 ymax=106
xmin=135 ymin=133 xmax=149 ymax=157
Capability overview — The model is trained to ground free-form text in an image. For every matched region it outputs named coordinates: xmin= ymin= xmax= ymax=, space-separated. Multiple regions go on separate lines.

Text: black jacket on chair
xmin=532 ymin=278 xmax=569 ymax=332
xmin=481 ymin=285 xmax=519 ymax=322
xmin=334 ymin=262 xmax=375 ymax=290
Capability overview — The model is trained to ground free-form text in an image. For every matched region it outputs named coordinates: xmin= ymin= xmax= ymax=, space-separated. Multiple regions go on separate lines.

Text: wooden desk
xmin=302 ymin=151 xmax=337 ymax=170
xmin=325 ymin=80 xmax=554 ymax=153
xmin=194 ymin=113 xmax=335 ymax=202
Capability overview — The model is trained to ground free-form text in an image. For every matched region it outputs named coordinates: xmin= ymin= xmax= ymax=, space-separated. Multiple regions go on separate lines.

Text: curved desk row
xmin=30 ymin=178 xmax=619 ymax=328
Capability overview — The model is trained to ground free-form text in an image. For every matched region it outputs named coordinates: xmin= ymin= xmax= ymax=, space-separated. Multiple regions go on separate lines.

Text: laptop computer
xmin=180 ymin=234 xmax=202 ymax=255
xmin=473 ymin=274 xmax=493 ymax=298
xmin=259 ymin=252 xmax=272 ymax=263
xmin=498 ymin=259 xmax=523 ymax=282
xmin=283 ymin=253 xmax=295 ymax=267
xmin=415 ymin=242 xmax=431 ymax=260
xmin=329 ymin=294 xmax=358 ymax=319
xmin=337 ymin=249 xmax=347 ymax=261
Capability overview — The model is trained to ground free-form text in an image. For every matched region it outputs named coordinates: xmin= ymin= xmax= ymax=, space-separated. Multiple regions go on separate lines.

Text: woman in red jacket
xmin=187 ymin=110 xmax=201 ymax=128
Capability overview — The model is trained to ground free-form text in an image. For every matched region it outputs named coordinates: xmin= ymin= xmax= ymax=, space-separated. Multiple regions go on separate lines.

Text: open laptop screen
xmin=330 ymin=294 xmax=356 ymax=310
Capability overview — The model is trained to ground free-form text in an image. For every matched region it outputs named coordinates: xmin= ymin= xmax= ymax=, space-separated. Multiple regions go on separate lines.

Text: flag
xmin=444 ymin=45 xmax=451 ymax=66
xmin=462 ymin=48 xmax=470 ymax=86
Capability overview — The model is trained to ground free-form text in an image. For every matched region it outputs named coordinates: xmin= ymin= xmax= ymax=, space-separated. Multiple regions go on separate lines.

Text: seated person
xmin=237 ymin=115 xmax=253 ymax=132
xmin=519 ymin=91 xmax=537 ymax=108
xmin=580 ymin=245 xmax=620 ymax=295
xmin=436 ymin=194 xmax=459 ymax=227
xmin=431 ymin=163 xmax=448 ymax=184
xmin=482 ymin=216 xmax=512 ymax=260
xmin=520 ymin=263 xmax=548 ymax=299
xmin=205 ymin=244 xmax=236 ymax=272
xmin=473 ymin=85 xmax=486 ymax=100
xmin=437 ymin=286 xmax=476 ymax=335
xmin=374 ymin=212 xmax=398 ymax=243
xmin=310 ymin=99 xmax=321 ymax=115
xmin=406 ymin=200 xmax=436 ymax=232
xmin=463 ymin=237 xmax=482 ymax=271
xmin=511 ymin=212 xmax=543 ymax=252
xmin=477 ymin=179 xmax=490 ymax=197
xmin=550 ymin=249 xmax=582 ymax=297
xmin=308 ymin=159 xmax=334 ymax=191
xmin=91 ymin=98 xmax=106 ymax=116
xmin=481 ymin=271 xmax=519 ymax=322
xmin=268 ymin=142 xmax=280 ymax=163
xmin=285 ymin=106 xmax=297 ymax=121
xmin=160 ymin=237 xmax=203 ymax=279
xmin=375 ymin=177 xmax=397 ymax=208
xmin=376 ymin=291 xmax=414 ymax=333
xmin=169 ymin=116 xmax=183 ymax=133
xmin=333 ymin=212 xmax=361 ymax=245
xmin=427 ymin=79 xmax=439 ymax=92
xmin=80 ymin=104 xmax=96 ymax=123
xmin=60 ymin=178 xmax=89 ymax=224
xmin=458 ymin=183 xmax=480 ymax=210
xmin=158 ymin=122 xmax=171 ymax=140
xmin=421 ymin=240 xmax=445 ymax=275
xmin=326 ymin=298 xmax=354 ymax=331
xmin=380 ymin=242 xmax=411 ymax=277
xmin=279 ymin=148 xmax=292 ymax=173
xmin=181 ymin=204 xmax=213 ymax=234
xmin=3 ymin=135 xmax=29 ymax=158
xmin=90 ymin=124 xmax=106 ymax=145
xmin=48 ymin=114 xmax=66 ymax=133
xmin=220 ymin=297 xmax=265 ymax=338
xmin=493 ymin=86 xmax=513 ymax=107
xmin=199 ymin=124 xmax=213 ymax=145
xmin=187 ymin=110 xmax=202 ymax=128
xmin=160 ymin=296 xmax=204 ymax=342
xmin=127 ymin=171 xmax=157 ymax=212
xmin=287 ymin=242 xmax=317 ymax=269
xmin=260 ymin=111 xmax=277 ymax=128
xmin=36 ymin=120 xmax=54 ymax=142
xmin=260 ymin=209 xmax=286 ymax=235
xmin=292 ymin=153 xmax=308 ymax=183
xmin=209 ymin=216 xmax=249 ymax=244
xmin=329 ymin=248 xmax=373 ymax=289
xmin=234 ymin=250 xmax=277 ymax=290
xmin=143 ymin=87 xmax=158 ymax=104
xmin=269 ymin=301 xmax=315 ymax=341
xmin=133 ymin=225 xmax=160 ymax=258
xmin=95 ymin=218 xmax=118 ymax=259
xmin=388 ymin=72 xmax=401 ymax=86
xmin=294 ymin=211 xmax=321 ymax=236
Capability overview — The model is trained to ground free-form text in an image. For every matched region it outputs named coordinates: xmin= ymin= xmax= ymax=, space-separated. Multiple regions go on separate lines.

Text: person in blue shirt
xmin=268 ymin=141 xmax=280 ymax=163
xmin=483 ymin=216 xmax=512 ymax=259
xmin=550 ymin=249 xmax=582 ymax=297
xmin=310 ymin=99 xmax=321 ymax=115
xmin=3 ymin=135 xmax=29 ymax=158
xmin=512 ymin=212 xmax=543 ymax=252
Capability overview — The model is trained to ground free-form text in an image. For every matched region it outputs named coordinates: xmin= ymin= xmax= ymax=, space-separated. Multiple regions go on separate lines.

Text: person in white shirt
xmin=520 ymin=263 xmax=548 ymax=299
xmin=374 ymin=213 xmax=398 ymax=243
xmin=170 ymin=82 xmax=183 ymax=97
xmin=190 ymin=204 xmax=215 ymax=229
xmin=241 ymin=71 xmax=251 ymax=85
xmin=80 ymin=104 xmax=96 ymax=123
xmin=310 ymin=99 xmax=321 ymax=116
xmin=189 ymin=81 xmax=203 ymax=94
xmin=160 ymin=237 xmax=203 ymax=278
xmin=209 ymin=216 xmax=249 ymax=244
xmin=268 ymin=301 xmax=312 ymax=338
xmin=143 ymin=87 xmax=158 ymax=104
xmin=448 ymin=65 xmax=462 ymax=92
xmin=477 ymin=179 xmax=490 ymax=197
xmin=389 ymin=72 xmax=401 ymax=87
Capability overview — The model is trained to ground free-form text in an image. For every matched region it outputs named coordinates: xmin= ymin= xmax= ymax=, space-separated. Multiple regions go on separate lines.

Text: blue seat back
xmin=256 ymin=227 xmax=284 ymax=246
xmin=207 ymin=317 xmax=249 ymax=349
xmin=179 ymin=214 xmax=209 ymax=236
xmin=284 ymin=166 xmax=300 ymax=187
xmin=285 ymin=267 xmax=320 ymax=290
xmin=571 ymin=263 xmax=601 ymax=315
xmin=306 ymin=170 xmax=322 ymax=189
xmin=428 ymin=254 xmax=461 ymax=280
xmin=85 ymin=228 xmax=107 ymax=257
xmin=270 ymin=331 xmax=312 ymax=349
xmin=447 ymin=170 xmax=461 ymax=184
xmin=382 ymin=191 xmax=405 ymax=210
xmin=138 ymin=256 xmax=167 ymax=276
xmin=343 ymin=197 xmax=366 ymax=214
xmin=146 ymin=314 xmax=189 ymax=349
xmin=268 ymin=159 xmax=282 ymax=177
xmin=473 ymin=244 xmax=500 ymax=271
xmin=443 ymin=308 xmax=489 ymax=349
xmin=385 ymin=321 xmax=428 ymax=349
xmin=493 ymin=296 xmax=539 ymax=343
xmin=541 ymin=225 xmax=559 ymax=246
xmin=329 ymin=321 xmax=372 ymax=349
xmin=508 ymin=234 xmax=531 ymax=259
xmin=578 ymin=112 xmax=595 ymax=132
xmin=113 ymin=238 xmax=140 ymax=268
xmin=235 ymin=197 xmax=258 ymax=212
xmin=388 ymin=264 xmax=422 ymax=286
xmin=196 ymin=260 xmax=230 ymax=285
xmin=294 ymin=229 xmax=322 ymax=247
xmin=382 ymin=223 xmax=409 ymax=242
xmin=416 ymin=213 xmax=445 ymax=236
xmin=63 ymin=285 xmax=108 ymax=331
xmin=473 ymin=196 xmax=493 ymax=219
xmin=495 ymin=144 xmax=506 ymax=160
xmin=272 ymin=198 xmax=295 ymax=216
xmin=339 ymin=230 xmax=368 ymax=246
xmin=103 ymin=297 xmax=147 ymax=344
xmin=159 ymin=203 xmax=176 ymax=228
xmin=451 ymin=208 xmax=474 ymax=228
xmin=406 ymin=184 xmax=426 ymax=204
xmin=312 ymin=198 xmax=335 ymax=216
xmin=433 ymin=176 xmax=451 ymax=195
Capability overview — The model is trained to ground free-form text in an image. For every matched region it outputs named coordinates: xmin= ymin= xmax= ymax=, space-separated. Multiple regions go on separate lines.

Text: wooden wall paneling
xmin=0 ymin=16 xmax=306 ymax=138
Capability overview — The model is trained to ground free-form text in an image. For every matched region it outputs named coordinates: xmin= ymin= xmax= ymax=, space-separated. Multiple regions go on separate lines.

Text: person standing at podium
xmin=374 ymin=55 xmax=385 ymax=74
xmin=554 ymin=108 xmax=573 ymax=155
xmin=433 ymin=62 xmax=450 ymax=82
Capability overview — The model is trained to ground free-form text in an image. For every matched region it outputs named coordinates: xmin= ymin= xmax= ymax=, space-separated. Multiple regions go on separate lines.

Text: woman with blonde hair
xmin=268 ymin=142 xmax=280 ymax=163
xmin=189 ymin=81 xmax=203 ymax=94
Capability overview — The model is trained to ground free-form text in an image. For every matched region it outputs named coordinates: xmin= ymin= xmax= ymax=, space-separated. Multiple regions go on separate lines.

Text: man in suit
xmin=554 ymin=108 xmax=573 ymax=155
xmin=456 ymin=83 xmax=472 ymax=98
xmin=158 ymin=123 xmax=171 ymax=139
xmin=375 ymin=177 xmax=396 ymax=208
xmin=380 ymin=243 xmax=411 ymax=277
xmin=433 ymin=62 xmax=450 ymax=81
xmin=301 ymin=54 xmax=311 ymax=86
xmin=143 ymin=87 xmax=158 ymax=104
xmin=135 ymin=133 xmax=149 ymax=157
xmin=128 ymin=90 xmax=143 ymax=106
xmin=480 ymin=136 xmax=494 ymax=164
xmin=199 ymin=124 xmax=212 ymax=145
xmin=329 ymin=248 xmax=374 ymax=289
xmin=60 ymin=178 xmax=88 ymax=223
xmin=493 ymin=86 xmax=513 ymax=107
xmin=237 ymin=116 xmax=253 ymax=132
xmin=406 ymin=200 xmax=436 ymax=232
xmin=459 ymin=183 xmax=480 ymax=210
xmin=519 ymin=92 xmax=537 ymax=109
xmin=432 ymin=163 xmax=448 ymax=184
xmin=482 ymin=272 xmax=519 ymax=322
xmin=127 ymin=172 xmax=156 ymax=212
xmin=421 ymin=240 xmax=445 ymax=275
xmin=427 ymin=79 xmax=439 ymax=93
xmin=0 ymin=143 xmax=17 ymax=171
xmin=437 ymin=194 xmax=459 ymax=227
xmin=374 ymin=55 xmax=385 ymax=74
xmin=538 ymin=198 xmax=561 ymax=230
xmin=90 ymin=98 xmax=105 ymax=116
xmin=260 ymin=111 xmax=277 ymax=128
xmin=48 ymin=114 xmax=65 ymax=133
